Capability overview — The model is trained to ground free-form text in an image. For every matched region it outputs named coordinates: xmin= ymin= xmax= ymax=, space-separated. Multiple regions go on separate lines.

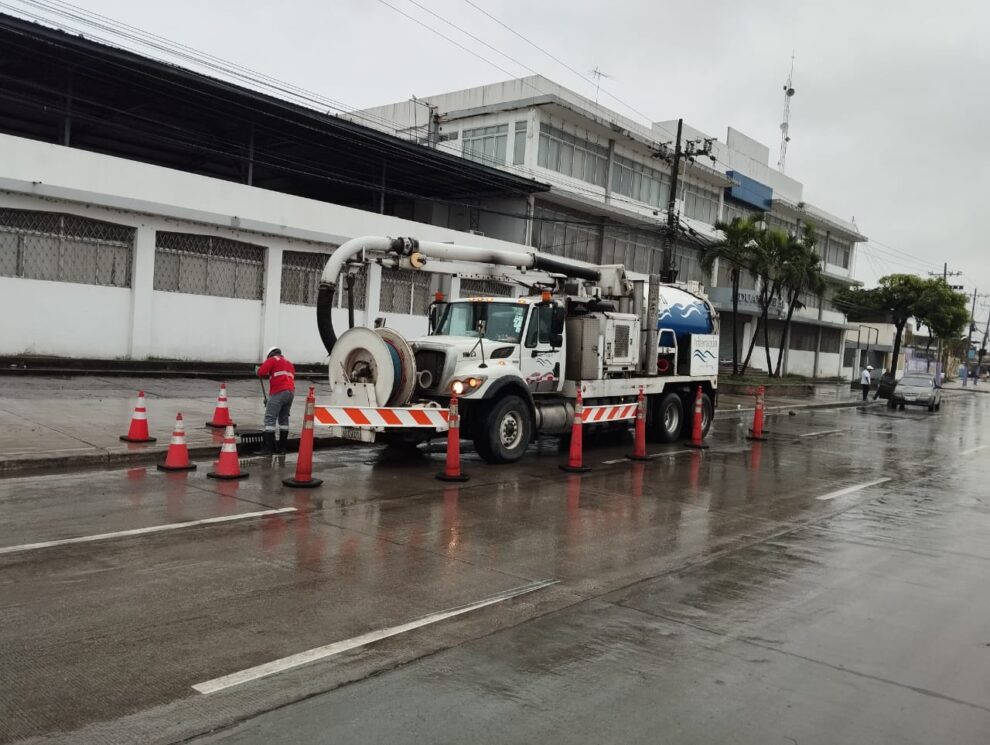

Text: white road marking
xmin=799 ymin=429 xmax=848 ymax=438
xmin=0 ymin=507 xmax=297 ymax=556
xmin=816 ymin=477 xmax=891 ymax=501
xmin=960 ymin=445 xmax=987 ymax=456
xmin=192 ymin=579 xmax=559 ymax=695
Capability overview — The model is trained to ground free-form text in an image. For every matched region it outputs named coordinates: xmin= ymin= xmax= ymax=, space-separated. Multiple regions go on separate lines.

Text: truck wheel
xmin=650 ymin=393 xmax=683 ymax=443
xmin=473 ymin=395 xmax=532 ymax=464
xmin=681 ymin=393 xmax=714 ymax=439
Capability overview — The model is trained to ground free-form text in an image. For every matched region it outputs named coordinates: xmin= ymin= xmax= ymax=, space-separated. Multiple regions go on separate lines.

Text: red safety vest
xmin=258 ymin=355 xmax=296 ymax=395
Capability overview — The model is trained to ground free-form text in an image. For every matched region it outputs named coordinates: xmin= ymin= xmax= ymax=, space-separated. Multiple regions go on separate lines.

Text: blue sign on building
xmin=726 ymin=171 xmax=773 ymax=211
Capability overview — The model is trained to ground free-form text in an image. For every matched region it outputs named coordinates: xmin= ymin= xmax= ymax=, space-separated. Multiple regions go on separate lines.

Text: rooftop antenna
xmin=777 ymin=53 xmax=795 ymax=172
xmin=590 ymin=67 xmax=612 ymax=104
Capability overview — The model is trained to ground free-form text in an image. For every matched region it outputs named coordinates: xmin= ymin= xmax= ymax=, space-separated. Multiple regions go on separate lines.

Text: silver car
xmin=891 ymin=374 xmax=942 ymax=412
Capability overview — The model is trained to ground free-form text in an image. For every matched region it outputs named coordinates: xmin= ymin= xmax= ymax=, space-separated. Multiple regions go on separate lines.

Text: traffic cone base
xmin=207 ymin=469 xmax=249 ymax=480
xmin=121 ymin=391 xmax=157 ymax=443
xmin=158 ymin=462 xmax=196 ymax=472
xmin=559 ymin=462 xmax=592 ymax=473
xmin=436 ymin=471 xmax=471 ymax=483
xmin=283 ymin=387 xmax=323 ymax=489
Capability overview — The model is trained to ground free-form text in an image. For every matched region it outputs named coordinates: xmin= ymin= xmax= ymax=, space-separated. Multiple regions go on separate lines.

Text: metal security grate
xmin=460 ymin=278 xmax=514 ymax=298
xmin=0 ymin=208 xmax=134 ymax=288
xmin=380 ymin=268 xmax=431 ymax=316
xmin=614 ymin=324 xmax=630 ymax=358
xmin=154 ymin=231 xmax=265 ymax=300
xmin=279 ymin=249 xmax=358 ymax=307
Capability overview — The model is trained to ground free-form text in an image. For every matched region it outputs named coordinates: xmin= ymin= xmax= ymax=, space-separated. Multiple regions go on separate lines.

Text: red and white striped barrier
xmin=313 ymin=405 xmax=450 ymax=430
xmin=581 ymin=402 xmax=639 ymax=423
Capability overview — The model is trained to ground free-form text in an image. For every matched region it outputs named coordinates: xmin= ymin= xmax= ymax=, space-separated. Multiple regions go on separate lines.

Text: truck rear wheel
xmin=650 ymin=392 xmax=683 ymax=443
xmin=473 ymin=395 xmax=532 ymax=464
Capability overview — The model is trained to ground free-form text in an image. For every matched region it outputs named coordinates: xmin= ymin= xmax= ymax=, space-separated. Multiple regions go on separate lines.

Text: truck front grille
xmin=414 ymin=349 xmax=446 ymax=391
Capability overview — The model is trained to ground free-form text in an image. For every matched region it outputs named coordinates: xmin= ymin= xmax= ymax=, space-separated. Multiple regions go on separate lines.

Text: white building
xmin=358 ymin=75 xmax=868 ymax=377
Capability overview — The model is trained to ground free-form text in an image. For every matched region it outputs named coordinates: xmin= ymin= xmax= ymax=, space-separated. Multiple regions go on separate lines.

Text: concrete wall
xmin=0 ymin=134 xmax=543 ymax=364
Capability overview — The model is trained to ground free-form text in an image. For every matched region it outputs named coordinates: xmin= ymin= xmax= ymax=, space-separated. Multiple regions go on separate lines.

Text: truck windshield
xmin=435 ymin=302 xmax=527 ymax=343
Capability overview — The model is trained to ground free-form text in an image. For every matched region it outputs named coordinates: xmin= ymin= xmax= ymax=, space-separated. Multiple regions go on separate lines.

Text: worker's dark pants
xmin=861 ymin=384 xmax=870 ymax=401
xmin=264 ymin=390 xmax=294 ymax=432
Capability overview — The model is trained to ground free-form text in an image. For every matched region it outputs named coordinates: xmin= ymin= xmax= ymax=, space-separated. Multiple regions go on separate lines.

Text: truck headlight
xmin=450 ymin=376 xmax=487 ymax=395
xmin=451 ymin=380 xmax=465 ymax=395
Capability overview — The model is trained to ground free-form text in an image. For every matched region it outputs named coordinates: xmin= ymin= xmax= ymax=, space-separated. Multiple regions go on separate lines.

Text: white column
xmin=260 ymin=245 xmax=282 ymax=357
xmin=128 ymin=224 xmax=155 ymax=359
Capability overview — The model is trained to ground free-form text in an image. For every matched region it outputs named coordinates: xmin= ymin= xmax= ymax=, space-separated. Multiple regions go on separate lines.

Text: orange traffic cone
xmin=560 ymin=389 xmax=591 ymax=473
xmin=684 ymin=385 xmax=709 ymax=450
xmin=437 ymin=392 xmax=469 ymax=482
xmin=120 ymin=391 xmax=157 ymax=443
xmin=206 ymin=383 xmax=235 ymax=428
xmin=747 ymin=384 xmax=768 ymax=441
xmin=283 ymin=387 xmax=323 ymax=488
xmin=157 ymin=413 xmax=196 ymax=471
xmin=626 ymin=387 xmax=651 ymax=461
xmin=207 ymin=425 xmax=248 ymax=480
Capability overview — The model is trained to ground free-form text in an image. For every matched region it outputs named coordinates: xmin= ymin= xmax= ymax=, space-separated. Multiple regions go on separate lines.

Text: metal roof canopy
xmin=0 ymin=13 xmax=548 ymax=211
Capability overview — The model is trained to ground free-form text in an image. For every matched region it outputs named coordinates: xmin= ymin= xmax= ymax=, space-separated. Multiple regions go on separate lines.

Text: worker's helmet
xmin=266 ymin=346 xmax=282 ymax=358
xmin=866 ymin=365 xmax=874 ymax=370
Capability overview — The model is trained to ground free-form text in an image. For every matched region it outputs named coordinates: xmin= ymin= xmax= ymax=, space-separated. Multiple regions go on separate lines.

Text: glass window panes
xmin=513 ymin=121 xmax=527 ymax=166
xmin=610 ymin=154 xmax=670 ymax=208
xmin=463 ymin=124 xmax=509 ymax=166
xmin=536 ymin=123 xmax=609 ymax=187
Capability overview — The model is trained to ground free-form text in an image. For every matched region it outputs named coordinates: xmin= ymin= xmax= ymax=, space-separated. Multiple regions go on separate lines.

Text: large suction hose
xmin=317 ymin=236 xmax=603 ymax=356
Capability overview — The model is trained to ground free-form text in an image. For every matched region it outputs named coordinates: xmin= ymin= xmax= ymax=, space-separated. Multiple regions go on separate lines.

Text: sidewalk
xmin=0 ymin=376 xmax=868 ymax=475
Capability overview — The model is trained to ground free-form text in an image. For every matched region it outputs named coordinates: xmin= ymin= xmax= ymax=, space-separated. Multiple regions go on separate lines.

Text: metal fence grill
xmin=280 ymin=250 xmax=344 ymax=306
xmin=380 ymin=268 xmax=430 ymax=315
xmin=154 ymin=231 xmax=265 ymax=300
xmin=460 ymin=278 xmax=515 ymax=298
xmin=0 ymin=208 xmax=134 ymax=288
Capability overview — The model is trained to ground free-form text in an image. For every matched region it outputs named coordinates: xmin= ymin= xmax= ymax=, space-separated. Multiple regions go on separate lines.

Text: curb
xmin=0 ymin=436 xmax=353 ymax=476
xmin=716 ymin=399 xmax=872 ymax=421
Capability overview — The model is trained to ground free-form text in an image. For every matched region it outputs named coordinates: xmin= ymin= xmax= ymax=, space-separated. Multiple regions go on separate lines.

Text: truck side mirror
xmin=551 ymin=306 xmax=566 ymax=335
xmin=550 ymin=332 xmax=564 ymax=348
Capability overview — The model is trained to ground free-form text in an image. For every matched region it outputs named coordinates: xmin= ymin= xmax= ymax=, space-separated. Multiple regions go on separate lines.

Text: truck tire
xmin=473 ymin=394 xmax=532 ymax=464
xmin=650 ymin=392 xmax=683 ymax=443
xmin=681 ymin=392 xmax=714 ymax=440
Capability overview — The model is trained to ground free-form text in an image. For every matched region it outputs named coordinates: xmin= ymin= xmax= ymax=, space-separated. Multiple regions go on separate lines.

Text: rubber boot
xmin=261 ymin=431 xmax=276 ymax=455
xmin=277 ymin=430 xmax=289 ymax=455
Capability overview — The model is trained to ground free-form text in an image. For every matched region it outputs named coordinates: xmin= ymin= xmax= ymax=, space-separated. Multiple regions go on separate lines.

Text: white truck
xmin=315 ymin=236 xmax=719 ymax=463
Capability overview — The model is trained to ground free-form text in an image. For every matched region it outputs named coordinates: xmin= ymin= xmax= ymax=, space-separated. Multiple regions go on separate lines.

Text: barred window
xmin=0 ymin=208 xmax=134 ymax=288
xmin=789 ymin=323 xmax=818 ymax=352
xmin=460 ymin=278 xmax=515 ymax=298
xmin=820 ymin=328 xmax=843 ymax=354
xmin=380 ymin=268 xmax=431 ymax=315
xmin=537 ymin=123 xmax=609 ymax=187
xmin=154 ymin=232 xmax=264 ymax=300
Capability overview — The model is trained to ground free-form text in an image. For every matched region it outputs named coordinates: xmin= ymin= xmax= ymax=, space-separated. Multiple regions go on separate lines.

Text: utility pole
xmin=654 ymin=119 xmax=715 ymax=283
xmin=978 ymin=309 xmax=990 ymax=386
xmin=964 ymin=288 xmax=978 ymax=386
xmin=927 ymin=263 xmax=964 ymax=382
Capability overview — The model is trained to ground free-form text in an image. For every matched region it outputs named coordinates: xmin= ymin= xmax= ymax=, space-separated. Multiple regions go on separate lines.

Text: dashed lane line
xmin=816 ymin=477 xmax=892 ymax=502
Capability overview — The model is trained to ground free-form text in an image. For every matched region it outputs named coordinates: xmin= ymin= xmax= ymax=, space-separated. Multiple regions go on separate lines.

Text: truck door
xmin=521 ymin=303 xmax=563 ymax=393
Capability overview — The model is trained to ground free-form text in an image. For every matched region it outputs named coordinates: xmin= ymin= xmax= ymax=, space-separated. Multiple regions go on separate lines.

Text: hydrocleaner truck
xmin=314 ymin=236 xmax=719 ymax=464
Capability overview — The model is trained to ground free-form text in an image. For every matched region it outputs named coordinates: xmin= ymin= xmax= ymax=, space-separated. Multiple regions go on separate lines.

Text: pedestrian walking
xmin=257 ymin=346 xmax=295 ymax=455
xmin=860 ymin=364 xmax=873 ymax=401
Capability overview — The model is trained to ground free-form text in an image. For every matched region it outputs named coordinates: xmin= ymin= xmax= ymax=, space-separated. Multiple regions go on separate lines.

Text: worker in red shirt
xmin=256 ymin=346 xmax=296 ymax=455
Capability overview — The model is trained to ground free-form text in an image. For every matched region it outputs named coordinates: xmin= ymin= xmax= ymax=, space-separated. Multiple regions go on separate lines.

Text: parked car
xmin=875 ymin=371 xmax=896 ymax=400
xmin=891 ymin=374 xmax=942 ymax=412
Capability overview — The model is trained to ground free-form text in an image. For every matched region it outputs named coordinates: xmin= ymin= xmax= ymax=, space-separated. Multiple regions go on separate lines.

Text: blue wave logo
xmin=692 ymin=349 xmax=717 ymax=361
xmin=659 ymin=302 xmax=704 ymax=322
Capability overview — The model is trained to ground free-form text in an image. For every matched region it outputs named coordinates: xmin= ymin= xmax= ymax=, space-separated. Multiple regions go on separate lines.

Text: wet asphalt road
xmin=2 ymin=391 xmax=989 ymax=744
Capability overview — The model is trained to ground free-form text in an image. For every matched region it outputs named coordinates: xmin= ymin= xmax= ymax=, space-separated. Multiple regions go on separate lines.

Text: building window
xmin=513 ymin=121 xmax=527 ymax=166
xmin=788 ymin=323 xmax=818 ymax=352
xmin=463 ymin=124 xmax=508 ymax=166
xmin=281 ymin=250 xmax=333 ymax=306
xmin=380 ymin=268 xmax=431 ymax=315
xmin=681 ymin=181 xmax=720 ymax=225
xmin=826 ymin=237 xmax=851 ymax=269
xmin=154 ymin=232 xmax=264 ymax=300
xmin=537 ymin=123 xmax=609 ymax=186
xmin=531 ymin=203 xmax=601 ymax=264
xmin=601 ymin=224 xmax=664 ymax=274
xmin=0 ymin=208 xmax=134 ymax=288
xmin=820 ymin=328 xmax=842 ymax=354
xmin=610 ymin=154 xmax=670 ymax=207
xmin=460 ymin=278 xmax=515 ymax=298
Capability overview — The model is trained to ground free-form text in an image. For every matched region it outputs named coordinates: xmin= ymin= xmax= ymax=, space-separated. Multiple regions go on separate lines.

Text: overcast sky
xmin=10 ymin=0 xmax=989 ymax=314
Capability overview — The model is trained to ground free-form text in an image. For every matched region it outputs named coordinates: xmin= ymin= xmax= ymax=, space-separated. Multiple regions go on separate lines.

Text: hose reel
xmin=328 ymin=327 xmax=416 ymax=407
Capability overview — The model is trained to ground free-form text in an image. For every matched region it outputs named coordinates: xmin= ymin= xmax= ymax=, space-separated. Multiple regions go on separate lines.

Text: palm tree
xmin=701 ymin=216 xmax=759 ymax=376
xmin=740 ymin=226 xmax=789 ymax=375
xmin=773 ymin=224 xmax=825 ymax=376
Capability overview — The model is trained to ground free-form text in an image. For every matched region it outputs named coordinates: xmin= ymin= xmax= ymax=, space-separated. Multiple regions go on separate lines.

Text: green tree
xmin=915 ymin=279 xmax=970 ymax=372
xmin=835 ymin=274 xmax=928 ymax=379
xmin=740 ymin=226 xmax=788 ymax=376
xmin=774 ymin=224 xmax=825 ymax=376
xmin=701 ymin=215 xmax=759 ymax=376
